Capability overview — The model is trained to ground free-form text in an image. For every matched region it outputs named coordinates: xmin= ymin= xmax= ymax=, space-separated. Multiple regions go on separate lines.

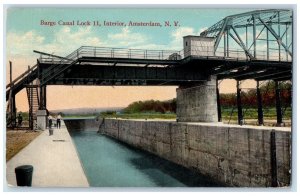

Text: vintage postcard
xmin=5 ymin=6 xmax=293 ymax=189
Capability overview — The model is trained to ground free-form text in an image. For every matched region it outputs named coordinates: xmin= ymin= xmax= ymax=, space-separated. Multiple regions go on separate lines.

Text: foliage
xmin=220 ymin=81 xmax=292 ymax=108
xmin=123 ymin=99 xmax=176 ymax=114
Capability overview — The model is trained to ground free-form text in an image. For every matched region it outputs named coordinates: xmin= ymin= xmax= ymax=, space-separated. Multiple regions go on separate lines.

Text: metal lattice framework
xmin=200 ymin=9 xmax=292 ymax=61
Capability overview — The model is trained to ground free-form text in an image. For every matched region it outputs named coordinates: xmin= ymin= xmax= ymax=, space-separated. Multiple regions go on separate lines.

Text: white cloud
xmin=6 ymin=31 xmax=45 ymax=56
xmin=6 ymin=27 xmax=103 ymax=59
xmin=199 ymin=27 xmax=208 ymax=34
xmin=169 ymin=27 xmax=196 ymax=49
xmin=6 ymin=25 xmax=200 ymax=67
xmin=107 ymin=27 xmax=147 ymax=47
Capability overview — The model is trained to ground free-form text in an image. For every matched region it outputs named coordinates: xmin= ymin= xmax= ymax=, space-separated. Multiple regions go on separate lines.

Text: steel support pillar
xmin=216 ymin=80 xmax=222 ymax=122
xmin=256 ymin=81 xmax=264 ymax=125
xmin=11 ymin=95 xmax=17 ymax=127
xmin=275 ymin=81 xmax=283 ymax=126
xmin=253 ymin=14 xmax=257 ymax=58
xmin=236 ymin=80 xmax=243 ymax=125
xmin=8 ymin=61 xmax=16 ymax=127
xmin=39 ymin=85 xmax=47 ymax=110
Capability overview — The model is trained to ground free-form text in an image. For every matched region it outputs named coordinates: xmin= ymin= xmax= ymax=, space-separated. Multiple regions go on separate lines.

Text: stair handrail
xmin=39 ymin=47 xmax=84 ymax=85
xmin=6 ymin=64 xmax=38 ymax=89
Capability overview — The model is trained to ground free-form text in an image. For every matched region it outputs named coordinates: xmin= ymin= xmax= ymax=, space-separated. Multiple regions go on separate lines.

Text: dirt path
xmin=6 ymin=130 xmax=42 ymax=161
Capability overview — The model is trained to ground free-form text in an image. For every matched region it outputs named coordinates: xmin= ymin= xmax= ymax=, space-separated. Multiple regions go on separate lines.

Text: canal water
xmin=69 ymin=130 xmax=222 ymax=187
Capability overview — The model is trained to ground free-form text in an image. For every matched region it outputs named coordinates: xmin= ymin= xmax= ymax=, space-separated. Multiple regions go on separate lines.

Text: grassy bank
xmin=221 ymin=106 xmax=292 ymax=120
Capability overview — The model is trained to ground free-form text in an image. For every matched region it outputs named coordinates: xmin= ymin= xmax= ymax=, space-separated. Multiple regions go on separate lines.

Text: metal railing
xmin=38 ymin=45 xmax=292 ymax=64
xmin=39 ymin=46 xmax=183 ymax=64
xmin=184 ymin=47 xmax=292 ymax=62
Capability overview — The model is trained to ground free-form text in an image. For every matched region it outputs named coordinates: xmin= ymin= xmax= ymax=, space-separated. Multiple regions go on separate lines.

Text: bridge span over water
xmin=6 ymin=9 xmax=292 ymax=130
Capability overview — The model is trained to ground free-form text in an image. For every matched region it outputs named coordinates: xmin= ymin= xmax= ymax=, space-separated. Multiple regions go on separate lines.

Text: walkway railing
xmin=38 ymin=45 xmax=292 ymax=64
xmin=39 ymin=46 xmax=183 ymax=64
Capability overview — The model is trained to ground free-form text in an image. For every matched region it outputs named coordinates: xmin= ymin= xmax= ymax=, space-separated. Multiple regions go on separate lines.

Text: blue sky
xmin=6 ymin=8 xmax=255 ymax=58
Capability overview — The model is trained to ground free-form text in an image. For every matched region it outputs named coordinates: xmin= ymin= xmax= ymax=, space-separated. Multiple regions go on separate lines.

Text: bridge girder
xmin=200 ymin=9 xmax=293 ymax=61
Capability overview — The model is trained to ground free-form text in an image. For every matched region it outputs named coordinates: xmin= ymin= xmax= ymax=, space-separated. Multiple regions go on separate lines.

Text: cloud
xmin=169 ymin=27 xmax=195 ymax=49
xmin=6 ymin=31 xmax=45 ymax=56
xmin=6 ymin=25 xmax=203 ymax=69
xmin=107 ymin=27 xmax=147 ymax=47
xmin=6 ymin=27 xmax=103 ymax=59
xmin=199 ymin=27 xmax=208 ymax=34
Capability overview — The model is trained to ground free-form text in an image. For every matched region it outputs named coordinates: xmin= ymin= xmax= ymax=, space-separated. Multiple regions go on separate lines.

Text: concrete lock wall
xmin=102 ymin=119 xmax=291 ymax=187
xmin=176 ymin=77 xmax=218 ymax=122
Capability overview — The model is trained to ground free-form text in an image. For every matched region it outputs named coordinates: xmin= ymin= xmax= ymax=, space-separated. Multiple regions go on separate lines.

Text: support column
xmin=216 ymin=80 xmax=222 ymax=122
xmin=37 ymin=84 xmax=47 ymax=130
xmin=36 ymin=110 xmax=47 ymax=130
xmin=236 ymin=80 xmax=243 ymax=125
xmin=256 ymin=81 xmax=264 ymax=125
xmin=9 ymin=61 xmax=16 ymax=127
xmin=275 ymin=81 xmax=283 ymax=126
xmin=11 ymin=95 xmax=17 ymax=127
xmin=176 ymin=76 xmax=218 ymax=122
xmin=39 ymin=85 xmax=47 ymax=110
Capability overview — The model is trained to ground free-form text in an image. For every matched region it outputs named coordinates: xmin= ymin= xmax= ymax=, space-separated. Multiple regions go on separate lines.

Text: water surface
xmin=70 ymin=130 xmax=222 ymax=187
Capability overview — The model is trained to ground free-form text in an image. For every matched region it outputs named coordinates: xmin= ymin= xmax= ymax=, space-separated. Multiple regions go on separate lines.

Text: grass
xmin=6 ymin=130 xmax=42 ymax=161
xmin=61 ymin=106 xmax=291 ymax=126
xmin=221 ymin=106 xmax=292 ymax=120
xmin=100 ymin=112 xmax=177 ymax=119
xmin=62 ymin=114 xmax=97 ymax=119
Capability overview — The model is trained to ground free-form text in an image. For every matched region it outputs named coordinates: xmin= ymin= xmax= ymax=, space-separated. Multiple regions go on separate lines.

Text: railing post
xmin=94 ymin=47 xmax=96 ymax=57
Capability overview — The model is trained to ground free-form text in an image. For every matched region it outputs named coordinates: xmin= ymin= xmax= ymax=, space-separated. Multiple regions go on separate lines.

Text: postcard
xmin=5 ymin=6 xmax=293 ymax=189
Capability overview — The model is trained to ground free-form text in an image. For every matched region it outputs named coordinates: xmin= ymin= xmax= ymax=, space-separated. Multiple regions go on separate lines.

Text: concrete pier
xmin=36 ymin=110 xmax=47 ymax=130
xmin=176 ymin=76 xmax=218 ymax=122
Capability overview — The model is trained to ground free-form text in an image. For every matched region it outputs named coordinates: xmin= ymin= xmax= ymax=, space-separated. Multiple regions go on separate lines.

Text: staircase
xmin=6 ymin=48 xmax=82 ymax=129
xmin=6 ymin=65 xmax=38 ymax=101
xmin=26 ymin=85 xmax=39 ymax=129
xmin=38 ymin=48 xmax=80 ymax=86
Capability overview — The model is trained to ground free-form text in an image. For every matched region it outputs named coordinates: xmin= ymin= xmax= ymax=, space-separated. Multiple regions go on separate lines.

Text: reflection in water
xmin=70 ymin=130 xmax=223 ymax=187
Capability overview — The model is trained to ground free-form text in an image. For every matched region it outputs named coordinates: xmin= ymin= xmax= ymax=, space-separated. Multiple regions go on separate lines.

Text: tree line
xmin=220 ymin=81 xmax=292 ymax=107
xmin=122 ymin=81 xmax=291 ymax=114
xmin=123 ymin=99 xmax=176 ymax=114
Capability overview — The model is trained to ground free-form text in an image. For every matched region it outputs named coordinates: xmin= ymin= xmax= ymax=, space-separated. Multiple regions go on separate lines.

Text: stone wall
xmin=102 ymin=119 xmax=291 ymax=187
xmin=64 ymin=118 xmax=103 ymax=132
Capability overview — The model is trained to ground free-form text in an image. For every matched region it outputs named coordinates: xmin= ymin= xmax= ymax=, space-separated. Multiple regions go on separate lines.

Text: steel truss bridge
xmin=6 ymin=9 xmax=292 ymax=129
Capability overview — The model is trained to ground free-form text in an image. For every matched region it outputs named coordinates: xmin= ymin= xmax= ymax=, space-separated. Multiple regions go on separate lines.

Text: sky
xmin=5 ymin=7 xmax=260 ymax=112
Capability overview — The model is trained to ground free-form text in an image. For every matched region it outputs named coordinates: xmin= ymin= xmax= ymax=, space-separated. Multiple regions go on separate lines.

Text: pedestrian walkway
xmin=6 ymin=124 xmax=89 ymax=187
